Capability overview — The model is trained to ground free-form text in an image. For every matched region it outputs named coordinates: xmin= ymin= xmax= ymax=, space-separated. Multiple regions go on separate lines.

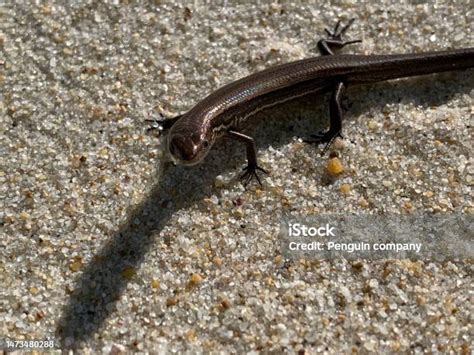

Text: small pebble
xmin=326 ymin=157 xmax=344 ymax=176
xmin=190 ymin=273 xmax=203 ymax=285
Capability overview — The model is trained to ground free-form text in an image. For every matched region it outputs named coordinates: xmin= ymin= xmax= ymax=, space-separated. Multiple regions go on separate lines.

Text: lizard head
xmin=167 ymin=114 xmax=213 ymax=166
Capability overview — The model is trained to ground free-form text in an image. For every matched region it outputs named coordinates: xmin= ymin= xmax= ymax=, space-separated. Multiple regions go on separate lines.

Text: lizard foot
xmin=318 ymin=18 xmax=362 ymax=55
xmin=145 ymin=113 xmax=182 ymax=135
xmin=240 ymin=164 xmax=269 ymax=187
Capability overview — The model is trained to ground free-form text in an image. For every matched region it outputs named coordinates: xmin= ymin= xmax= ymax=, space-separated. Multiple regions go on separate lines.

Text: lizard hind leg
xmin=303 ymin=82 xmax=346 ymax=156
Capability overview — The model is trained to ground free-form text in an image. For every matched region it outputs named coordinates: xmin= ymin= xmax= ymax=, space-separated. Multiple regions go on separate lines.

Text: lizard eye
xmin=203 ymin=140 xmax=209 ymax=148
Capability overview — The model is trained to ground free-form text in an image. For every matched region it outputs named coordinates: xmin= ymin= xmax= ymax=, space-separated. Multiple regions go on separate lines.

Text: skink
xmin=149 ymin=19 xmax=474 ymax=185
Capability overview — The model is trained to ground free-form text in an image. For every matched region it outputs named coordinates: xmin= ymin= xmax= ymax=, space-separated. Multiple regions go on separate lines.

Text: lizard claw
xmin=324 ymin=20 xmax=342 ymax=39
xmin=145 ymin=113 xmax=182 ymax=135
xmin=145 ymin=113 xmax=167 ymax=134
xmin=240 ymin=164 xmax=269 ymax=187
xmin=318 ymin=18 xmax=362 ymax=55
xmin=326 ymin=18 xmax=356 ymax=40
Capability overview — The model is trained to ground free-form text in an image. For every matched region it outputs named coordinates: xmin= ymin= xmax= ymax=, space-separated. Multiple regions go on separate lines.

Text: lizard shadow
xmin=56 ymin=147 xmax=232 ymax=348
xmin=56 ymin=69 xmax=472 ymax=348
